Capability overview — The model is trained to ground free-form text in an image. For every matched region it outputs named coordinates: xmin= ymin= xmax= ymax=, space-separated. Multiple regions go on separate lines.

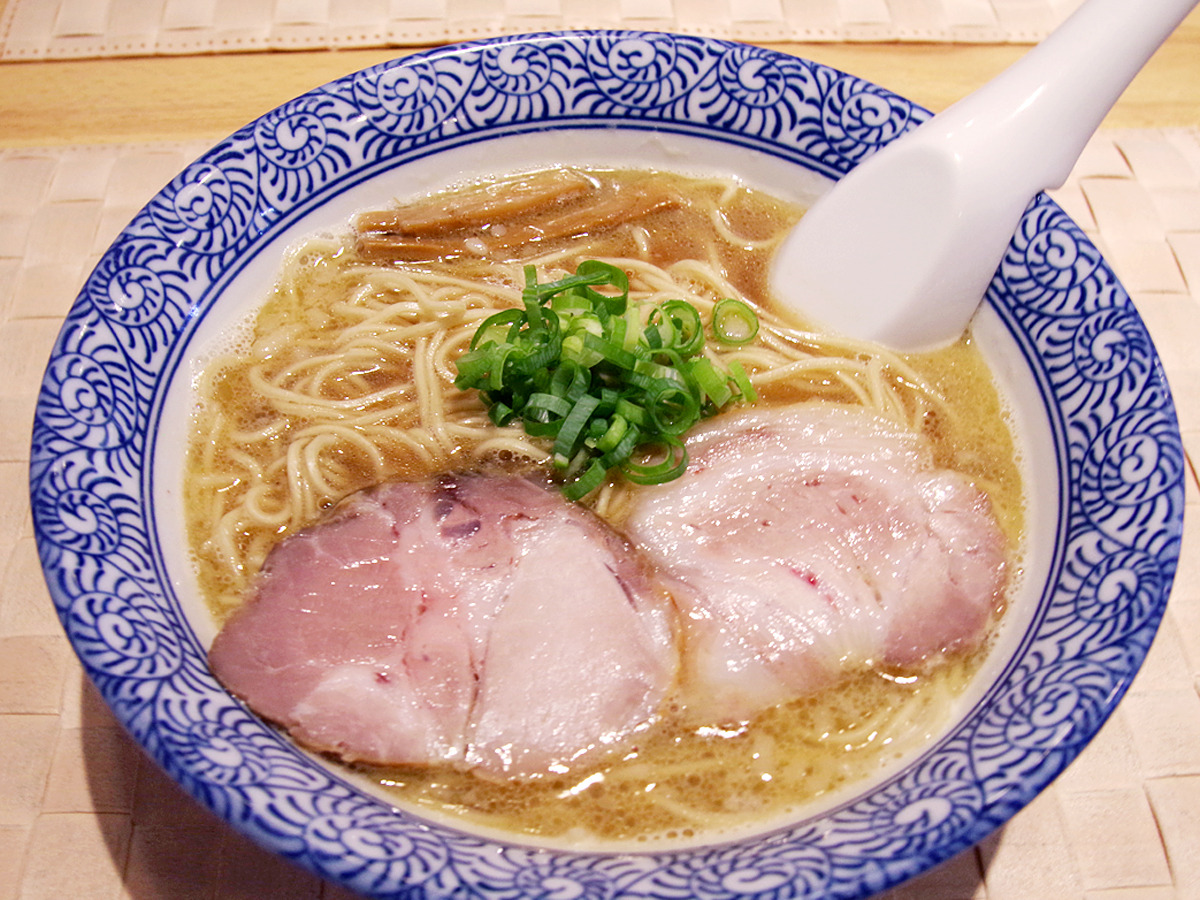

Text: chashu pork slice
xmin=208 ymin=475 xmax=677 ymax=779
xmin=623 ymin=403 xmax=1007 ymax=724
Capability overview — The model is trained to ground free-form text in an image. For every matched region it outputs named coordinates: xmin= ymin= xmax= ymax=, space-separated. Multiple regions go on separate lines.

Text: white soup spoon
xmin=769 ymin=0 xmax=1199 ymax=352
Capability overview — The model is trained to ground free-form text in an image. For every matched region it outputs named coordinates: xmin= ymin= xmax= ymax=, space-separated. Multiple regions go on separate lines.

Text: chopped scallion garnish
xmin=711 ymin=297 xmax=760 ymax=344
xmin=454 ymin=261 xmax=759 ymax=498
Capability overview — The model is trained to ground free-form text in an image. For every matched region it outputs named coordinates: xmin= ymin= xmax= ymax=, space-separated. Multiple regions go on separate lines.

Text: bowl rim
xmin=29 ymin=29 xmax=1186 ymax=900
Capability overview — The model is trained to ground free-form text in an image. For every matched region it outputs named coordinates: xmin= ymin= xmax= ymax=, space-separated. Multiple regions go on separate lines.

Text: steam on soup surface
xmin=188 ymin=167 xmax=1023 ymax=844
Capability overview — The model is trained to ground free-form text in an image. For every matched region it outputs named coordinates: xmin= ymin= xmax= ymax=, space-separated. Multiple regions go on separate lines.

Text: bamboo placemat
xmin=0 ymin=129 xmax=1198 ymax=899
xmin=0 ymin=0 xmax=1088 ymax=60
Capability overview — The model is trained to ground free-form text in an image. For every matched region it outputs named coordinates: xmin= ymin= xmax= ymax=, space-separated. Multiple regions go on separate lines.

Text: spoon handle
xmin=940 ymin=0 xmax=1199 ymax=191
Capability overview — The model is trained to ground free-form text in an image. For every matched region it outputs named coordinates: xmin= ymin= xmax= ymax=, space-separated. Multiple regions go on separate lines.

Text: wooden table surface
xmin=2 ymin=7 xmax=1200 ymax=147
xmin=1 ymin=6 xmax=1199 ymax=900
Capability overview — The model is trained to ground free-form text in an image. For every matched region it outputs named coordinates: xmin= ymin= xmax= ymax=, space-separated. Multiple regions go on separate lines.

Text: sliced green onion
xmin=553 ymin=393 xmax=601 ymax=462
xmin=712 ymin=298 xmax=760 ymax=344
xmin=687 ymin=357 xmax=734 ymax=408
xmin=486 ymin=400 xmax=515 ymax=426
xmin=644 ymin=380 xmax=701 ymax=436
xmin=525 ymin=392 xmax=572 ymax=422
xmin=467 ymin=309 xmax=523 ymax=350
xmin=581 ymin=333 xmax=637 ymax=371
xmin=655 ymin=300 xmax=704 ymax=356
xmin=453 ymin=261 xmax=760 ymax=498
xmin=601 ymin=423 xmax=642 ymax=467
xmin=550 ymin=360 xmax=590 ymax=402
xmin=593 ymin=414 xmax=631 ymax=454
xmin=631 ymin=356 xmax=687 ymax=388
xmin=728 ymin=359 xmax=758 ymax=403
xmin=452 ymin=346 xmax=496 ymax=388
xmin=614 ymin=396 xmax=648 ymax=428
xmin=562 ymin=459 xmax=610 ymax=501
xmin=622 ymin=435 xmax=688 ymax=485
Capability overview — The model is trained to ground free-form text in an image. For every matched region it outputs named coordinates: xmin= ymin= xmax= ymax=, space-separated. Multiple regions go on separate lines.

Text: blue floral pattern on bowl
xmin=29 ymin=31 xmax=1184 ymax=899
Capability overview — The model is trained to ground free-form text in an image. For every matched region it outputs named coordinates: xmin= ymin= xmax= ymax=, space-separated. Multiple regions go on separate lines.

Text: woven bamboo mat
xmin=0 ymin=0 xmax=1089 ymax=60
xmin=0 ymin=129 xmax=1198 ymax=898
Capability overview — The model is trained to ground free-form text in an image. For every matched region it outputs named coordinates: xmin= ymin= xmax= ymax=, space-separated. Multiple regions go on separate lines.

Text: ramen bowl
xmin=30 ymin=31 xmax=1185 ymax=899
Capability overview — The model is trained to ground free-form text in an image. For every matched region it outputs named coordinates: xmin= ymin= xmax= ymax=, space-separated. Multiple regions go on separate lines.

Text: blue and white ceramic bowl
xmin=30 ymin=31 xmax=1185 ymax=899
